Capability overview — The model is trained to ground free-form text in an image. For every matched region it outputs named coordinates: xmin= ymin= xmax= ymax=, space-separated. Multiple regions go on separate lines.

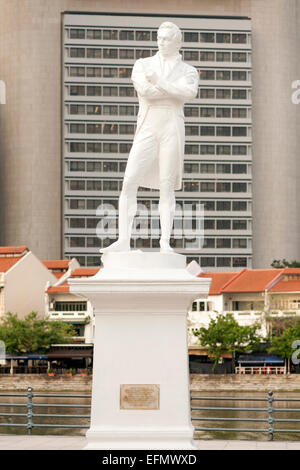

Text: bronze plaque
xmin=120 ymin=384 xmax=160 ymax=410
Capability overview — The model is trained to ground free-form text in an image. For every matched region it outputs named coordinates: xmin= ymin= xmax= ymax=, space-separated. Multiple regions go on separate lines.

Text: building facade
xmin=0 ymin=0 xmax=299 ymax=268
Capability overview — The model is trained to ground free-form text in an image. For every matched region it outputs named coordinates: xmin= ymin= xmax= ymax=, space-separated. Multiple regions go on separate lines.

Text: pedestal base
xmin=83 ymin=427 xmax=197 ymax=450
xmin=69 ymin=252 xmax=211 ymax=451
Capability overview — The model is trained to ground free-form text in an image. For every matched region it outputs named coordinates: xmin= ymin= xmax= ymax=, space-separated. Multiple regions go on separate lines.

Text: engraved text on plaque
xmin=120 ymin=384 xmax=160 ymax=410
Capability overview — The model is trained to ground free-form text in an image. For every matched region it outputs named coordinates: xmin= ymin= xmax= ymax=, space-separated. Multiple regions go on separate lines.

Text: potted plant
xmin=48 ymin=368 xmax=55 ymax=377
xmin=66 ymin=368 xmax=74 ymax=377
xmin=81 ymin=368 xmax=89 ymax=377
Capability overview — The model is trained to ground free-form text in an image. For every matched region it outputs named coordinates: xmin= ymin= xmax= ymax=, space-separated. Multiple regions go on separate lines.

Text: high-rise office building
xmin=63 ymin=13 xmax=252 ymax=270
xmin=0 ymin=0 xmax=299 ymax=269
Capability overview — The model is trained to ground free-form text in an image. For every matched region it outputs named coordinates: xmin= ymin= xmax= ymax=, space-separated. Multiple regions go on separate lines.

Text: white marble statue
xmin=101 ymin=21 xmax=199 ymax=253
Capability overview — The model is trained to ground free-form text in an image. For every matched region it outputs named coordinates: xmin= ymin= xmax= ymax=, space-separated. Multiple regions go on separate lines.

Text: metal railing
xmin=0 ymin=387 xmax=91 ymax=434
xmin=191 ymin=391 xmax=300 ymax=440
xmin=1 ymin=388 xmax=300 ymax=440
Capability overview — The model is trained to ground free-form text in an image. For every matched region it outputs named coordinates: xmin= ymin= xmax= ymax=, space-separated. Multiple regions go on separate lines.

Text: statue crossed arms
xmin=101 ymin=22 xmax=199 ymax=254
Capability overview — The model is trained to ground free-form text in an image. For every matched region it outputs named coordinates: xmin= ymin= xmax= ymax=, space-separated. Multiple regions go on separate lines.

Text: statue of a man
xmin=101 ymin=21 xmax=199 ymax=253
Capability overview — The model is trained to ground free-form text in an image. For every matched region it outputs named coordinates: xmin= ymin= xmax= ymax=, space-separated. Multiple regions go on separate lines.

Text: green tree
xmin=193 ymin=313 xmax=262 ymax=370
xmin=267 ymin=322 xmax=300 ymax=373
xmin=271 ymin=259 xmax=300 ymax=268
xmin=0 ymin=312 xmax=76 ymax=354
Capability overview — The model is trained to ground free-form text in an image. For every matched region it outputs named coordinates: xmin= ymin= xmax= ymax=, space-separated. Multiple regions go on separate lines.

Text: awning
xmin=238 ymin=355 xmax=284 ymax=364
xmin=47 ymin=349 xmax=93 ymax=359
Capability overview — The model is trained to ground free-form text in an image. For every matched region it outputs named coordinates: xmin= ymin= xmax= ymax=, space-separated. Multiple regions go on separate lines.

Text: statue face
xmin=157 ymin=27 xmax=180 ymax=58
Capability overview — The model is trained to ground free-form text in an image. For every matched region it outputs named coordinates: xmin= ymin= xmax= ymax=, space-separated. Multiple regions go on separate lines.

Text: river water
xmin=1 ymin=389 xmax=300 ymax=440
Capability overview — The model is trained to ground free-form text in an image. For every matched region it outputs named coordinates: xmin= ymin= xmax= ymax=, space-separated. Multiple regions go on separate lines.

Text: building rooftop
xmin=0 ymin=246 xmax=28 ymax=257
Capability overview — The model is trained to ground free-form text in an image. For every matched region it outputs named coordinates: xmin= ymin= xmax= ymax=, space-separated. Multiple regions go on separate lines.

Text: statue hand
xmin=146 ymin=70 xmax=159 ymax=85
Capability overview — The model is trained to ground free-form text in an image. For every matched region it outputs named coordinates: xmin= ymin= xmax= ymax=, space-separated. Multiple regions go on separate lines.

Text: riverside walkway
xmin=0 ymin=435 xmax=299 ymax=450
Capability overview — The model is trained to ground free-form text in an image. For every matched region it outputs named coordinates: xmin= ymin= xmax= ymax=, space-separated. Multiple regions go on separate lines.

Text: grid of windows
xmin=63 ymin=15 xmax=252 ymax=271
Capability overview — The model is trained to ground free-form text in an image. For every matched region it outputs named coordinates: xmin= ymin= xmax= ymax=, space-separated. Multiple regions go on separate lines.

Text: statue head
xmin=157 ymin=22 xmax=182 ymax=58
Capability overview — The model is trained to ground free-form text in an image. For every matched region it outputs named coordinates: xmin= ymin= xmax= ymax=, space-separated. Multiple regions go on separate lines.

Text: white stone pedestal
xmin=69 ymin=252 xmax=211 ymax=450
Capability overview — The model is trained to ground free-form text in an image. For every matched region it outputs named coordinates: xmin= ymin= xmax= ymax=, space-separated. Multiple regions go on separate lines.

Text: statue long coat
xmin=129 ymin=52 xmax=199 ymax=190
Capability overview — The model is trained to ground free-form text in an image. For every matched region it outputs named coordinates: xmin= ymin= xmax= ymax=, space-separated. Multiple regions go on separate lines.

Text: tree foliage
xmin=271 ymin=259 xmax=300 ymax=268
xmin=0 ymin=312 xmax=76 ymax=354
xmin=193 ymin=313 xmax=262 ymax=369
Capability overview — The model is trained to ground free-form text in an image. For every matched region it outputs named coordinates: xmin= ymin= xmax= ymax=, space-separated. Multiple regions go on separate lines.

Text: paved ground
xmin=0 ymin=435 xmax=299 ymax=450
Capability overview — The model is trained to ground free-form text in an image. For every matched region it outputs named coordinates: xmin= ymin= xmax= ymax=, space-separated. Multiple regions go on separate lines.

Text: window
xmin=200 ymin=89 xmax=215 ymax=99
xmin=136 ymin=49 xmax=151 ymax=59
xmin=216 ymin=108 xmax=230 ymax=118
xmin=119 ymin=49 xmax=134 ymax=59
xmin=70 ymin=161 xmax=85 ymax=171
xmin=232 ymin=127 xmax=247 ymax=136
xmin=232 ymin=33 xmax=247 ymax=44
xmin=216 ymin=71 xmax=231 ymax=80
xmin=232 ymin=71 xmax=247 ymax=81
xmin=103 ymin=162 xmax=118 ymax=172
xmin=216 ymin=89 xmax=231 ymax=99
xmin=103 ymin=143 xmax=118 ymax=153
xmin=120 ymin=105 xmax=135 ymax=116
xmin=232 ymin=201 xmax=247 ymax=211
xmin=69 ymin=29 xmax=85 ymax=39
xmin=216 ymin=182 xmax=231 ymax=192
xmin=70 ymin=142 xmax=85 ymax=152
xmin=200 ymin=33 xmax=214 ymax=43
xmin=185 ymin=107 xmax=199 ymax=117
xmin=232 ymin=52 xmax=247 ymax=62
xmin=202 ymin=201 xmax=215 ymax=211
xmin=70 ymin=218 xmax=85 ymax=228
xmin=217 ymin=201 xmax=231 ymax=211
xmin=217 ymin=126 xmax=231 ymax=136
xmin=87 ymin=86 xmax=101 ymax=96
xmin=232 ymin=164 xmax=247 ymax=174
xmin=200 ymin=126 xmax=215 ymax=136
xmin=70 ymin=86 xmax=85 ymax=96
xmin=217 ymin=238 xmax=231 ymax=248
xmin=119 ymin=30 xmax=134 ymax=40
xmin=217 ymin=220 xmax=231 ymax=229
xmin=184 ymin=182 xmax=199 ymax=192
xmin=204 ymin=219 xmax=215 ymax=229
xmin=217 ymin=164 xmax=230 ymax=174
xmin=70 ymin=123 xmax=85 ymax=133
xmin=184 ymin=163 xmax=199 ymax=173
xmin=232 ymin=108 xmax=247 ymax=118
xmin=216 ymin=145 xmax=231 ymax=155
xmin=103 ymin=180 xmax=119 ymax=191
xmin=232 ymin=183 xmax=247 ymax=192
xmin=136 ymin=31 xmax=150 ymax=41
xmin=186 ymin=126 xmax=199 ymax=136
xmin=87 ymin=162 xmax=102 ymax=172
xmin=70 ymin=67 xmax=85 ymax=77
xmin=185 ymin=144 xmax=199 ymax=154
xmin=233 ymin=238 xmax=247 ymax=248
xmin=184 ymin=32 xmax=198 ymax=42
xmin=201 ymin=257 xmax=215 ymax=267
xmin=200 ymin=145 xmax=215 ymax=155
xmin=232 ymin=89 xmax=247 ymax=99
xmin=103 ymin=29 xmax=118 ymax=39
xmin=216 ymin=52 xmax=231 ymax=61
xmin=233 ymin=257 xmax=247 ymax=267
xmin=87 ymin=124 xmax=101 ymax=134
xmin=103 ymin=123 xmax=117 ymax=134
xmin=184 ymin=51 xmax=199 ymax=61
xmin=87 ymin=48 xmax=101 ymax=58
xmin=87 ymin=143 xmax=102 ymax=153
xmin=70 ymin=199 xmax=85 ymax=210
xmin=119 ymin=87 xmax=134 ymax=97
xmin=200 ymin=107 xmax=215 ymax=118
xmin=232 ymin=145 xmax=247 ymax=155
xmin=200 ymin=163 xmax=215 ymax=173
xmin=203 ymin=238 xmax=215 ymax=248
xmin=70 ymin=104 xmax=85 ymax=114
xmin=200 ymin=51 xmax=215 ymax=61
xmin=87 ymin=29 xmax=102 ymax=39
xmin=201 ymin=182 xmax=215 ymax=192
xmin=200 ymin=70 xmax=215 ymax=80
xmin=119 ymin=124 xmax=134 ymax=134
xmin=70 ymin=48 xmax=85 ymax=58
xmin=87 ymin=181 xmax=102 ymax=191
xmin=103 ymin=68 xmax=118 ymax=78
xmin=70 ymin=180 xmax=85 ymax=191
xmin=232 ymin=220 xmax=247 ymax=230
xmin=217 ymin=257 xmax=231 ymax=267
xmin=70 ymin=237 xmax=85 ymax=247
xmin=87 ymin=105 xmax=101 ymax=115
xmin=216 ymin=33 xmax=230 ymax=43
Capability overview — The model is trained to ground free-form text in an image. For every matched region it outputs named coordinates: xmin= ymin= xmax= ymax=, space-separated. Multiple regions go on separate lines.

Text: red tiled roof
xmin=222 ymin=269 xmax=284 ymax=293
xmin=71 ymin=268 xmax=99 ymax=277
xmin=42 ymin=260 xmax=71 ymax=270
xmin=0 ymin=257 xmax=23 ymax=273
xmin=0 ymin=246 xmax=28 ymax=255
xmin=46 ymin=281 xmax=69 ymax=294
xmin=283 ymin=268 xmax=300 ymax=274
xmin=46 ymin=268 xmax=99 ymax=294
xmin=269 ymin=280 xmax=300 ymax=293
xmin=198 ymin=272 xmax=239 ymax=295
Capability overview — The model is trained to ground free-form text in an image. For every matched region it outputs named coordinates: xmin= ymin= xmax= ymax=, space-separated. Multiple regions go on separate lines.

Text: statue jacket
xmin=130 ymin=51 xmax=199 ymax=190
